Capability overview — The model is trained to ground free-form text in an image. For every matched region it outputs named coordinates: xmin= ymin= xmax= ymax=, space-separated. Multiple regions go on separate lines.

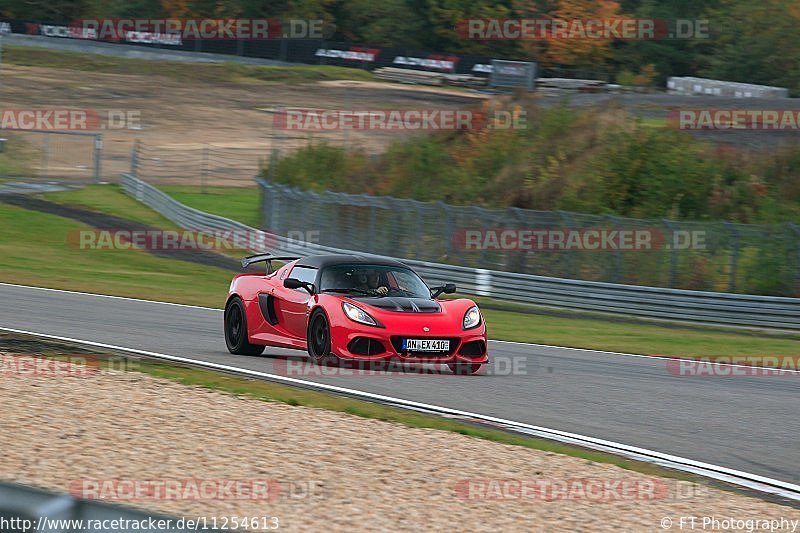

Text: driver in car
xmin=359 ymin=269 xmax=390 ymax=295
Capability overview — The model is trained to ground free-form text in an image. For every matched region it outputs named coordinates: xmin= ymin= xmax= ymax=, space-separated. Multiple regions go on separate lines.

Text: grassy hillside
xmin=266 ymin=100 xmax=800 ymax=224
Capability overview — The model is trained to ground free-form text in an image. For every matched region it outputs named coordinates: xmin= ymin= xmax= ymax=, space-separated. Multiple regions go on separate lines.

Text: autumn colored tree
xmin=159 ymin=0 xmax=191 ymax=17
xmin=539 ymin=0 xmax=621 ymax=67
xmin=511 ymin=0 xmax=622 ymax=66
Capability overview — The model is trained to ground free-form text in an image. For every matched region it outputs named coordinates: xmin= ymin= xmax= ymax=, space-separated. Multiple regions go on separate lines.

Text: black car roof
xmin=295 ymin=254 xmax=408 ymax=269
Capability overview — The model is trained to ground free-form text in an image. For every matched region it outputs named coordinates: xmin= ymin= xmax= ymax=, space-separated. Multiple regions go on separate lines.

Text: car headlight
xmin=342 ymin=301 xmax=379 ymax=326
xmin=463 ymin=306 xmax=482 ymax=330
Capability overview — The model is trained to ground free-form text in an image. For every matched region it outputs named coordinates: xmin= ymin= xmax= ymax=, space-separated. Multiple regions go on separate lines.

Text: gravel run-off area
xmin=1 ymin=353 xmax=798 ymax=532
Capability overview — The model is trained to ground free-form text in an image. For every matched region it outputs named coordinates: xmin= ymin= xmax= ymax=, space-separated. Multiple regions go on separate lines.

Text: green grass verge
xmin=5 ymin=46 xmax=374 ymax=85
xmin=638 ymin=116 xmax=667 ymax=129
xmin=5 ymin=184 xmax=796 ymax=361
xmin=0 ymin=135 xmax=39 ymax=178
xmin=482 ymin=306 xmax=800 ymax=358
xmin=43 ymin=184 xmax=178 ymax=228
xmin=0 ymin=333 xmax=708 ymax=485
xmin=0 ymin=200 xmax=232 ymax=306
xmin=158 ymin=185 xmax=261 ymax=228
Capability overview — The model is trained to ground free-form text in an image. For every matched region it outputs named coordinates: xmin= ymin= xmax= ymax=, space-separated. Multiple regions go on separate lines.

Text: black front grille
xmin=390 ymin=336 xmax=461 ymax=356
xmin=347 ymin=337 xmax=386 ymax=356
xmin=458 ymin=340 xmax=486 ymax=357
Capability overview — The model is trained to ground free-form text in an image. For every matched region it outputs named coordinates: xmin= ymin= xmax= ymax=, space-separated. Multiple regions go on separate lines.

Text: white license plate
xmin=402 ymin=339 xmax=450 ymax=352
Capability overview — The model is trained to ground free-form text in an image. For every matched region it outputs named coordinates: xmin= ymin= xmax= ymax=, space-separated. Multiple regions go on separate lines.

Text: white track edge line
xmin=0 ymin=282 xmax=221 ymax=311
xmin=2 ymin=282 xmax=799 ymax=374
xmin=491 ymin=340 xmax=800 ymax=374
xmin=2 ymin=325 xmax=798 ymax=502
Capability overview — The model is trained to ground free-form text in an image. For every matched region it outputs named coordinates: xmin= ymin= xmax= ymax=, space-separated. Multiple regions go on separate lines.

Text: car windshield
xmin=319 ymin=264 xmax=430 ymax=298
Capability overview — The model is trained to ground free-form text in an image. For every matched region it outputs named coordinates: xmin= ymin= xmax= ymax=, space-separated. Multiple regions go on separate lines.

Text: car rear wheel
xmin=307 ymin=310 xmax=338 ymax=366
xmin=448 ymin=362 xmax=483 ymax=375
xmin=225 ymin=297 xmax=265 ymax=356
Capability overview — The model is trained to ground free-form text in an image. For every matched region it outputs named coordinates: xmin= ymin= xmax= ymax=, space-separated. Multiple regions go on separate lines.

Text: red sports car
xmin=224 ymin=253 xmax=488 ymax=374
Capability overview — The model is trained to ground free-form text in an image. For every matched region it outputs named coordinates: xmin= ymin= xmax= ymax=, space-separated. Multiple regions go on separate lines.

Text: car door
xmin=274 ymin=265 xmax=317 ymax=339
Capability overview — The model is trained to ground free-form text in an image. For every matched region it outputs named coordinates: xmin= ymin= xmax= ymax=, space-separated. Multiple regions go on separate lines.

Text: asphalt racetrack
xmin=1 ymin=283 xmax=797 ymax=485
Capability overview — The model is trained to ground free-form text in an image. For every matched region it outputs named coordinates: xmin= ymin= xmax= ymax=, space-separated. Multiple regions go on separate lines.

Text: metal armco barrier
xmin=120 ymin=174 xmax=800 ymax=331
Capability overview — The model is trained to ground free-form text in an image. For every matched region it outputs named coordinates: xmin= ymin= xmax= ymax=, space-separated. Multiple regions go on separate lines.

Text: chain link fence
xmin=258 ymin=179 xmax=800 ymax=296
xmin=0 ymin=130 xmax=102 ymax=182
xmin=130 ymin=141 xmax=269 ymax=187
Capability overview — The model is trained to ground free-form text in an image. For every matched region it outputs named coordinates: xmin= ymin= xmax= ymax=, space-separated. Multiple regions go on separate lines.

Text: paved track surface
xmin=1 ymin=283 xmax=797 ymax=484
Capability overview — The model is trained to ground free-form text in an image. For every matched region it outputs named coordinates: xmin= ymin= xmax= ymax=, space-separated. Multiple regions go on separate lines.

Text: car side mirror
xmin=284 ymin=278 xmax=314 ymax=294
xmin=431 ymin=283 xmax=457 ymax=298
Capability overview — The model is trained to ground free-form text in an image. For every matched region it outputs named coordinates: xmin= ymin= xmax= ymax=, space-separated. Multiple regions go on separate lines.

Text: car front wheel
xmin=307 ymin=310 xmax=339 ymax=366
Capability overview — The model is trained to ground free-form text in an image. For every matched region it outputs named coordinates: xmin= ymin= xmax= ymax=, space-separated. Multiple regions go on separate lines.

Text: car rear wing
xmin=241 ymin=254 xmax=301 ymax=273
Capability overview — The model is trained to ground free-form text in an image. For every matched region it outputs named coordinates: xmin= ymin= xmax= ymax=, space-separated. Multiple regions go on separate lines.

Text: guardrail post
xmin=320 ymin=192 xmax=334 ymax=248
xmin=135 ymin=176 xmax=143 ymax=202
xmin=441 ymin=202 xmax=456 ymax=261
xmin=608 ymin=215 xmax=622 ymax=283
xmin=270 ymin=187 xmax=282 ymax=236
xmin=559 ymin=210 xmax=574 ymax=279
xmin=478 ymin=206 xmax=490 ymax=268
xmin=413 ymin=203 xmax=423 ymax=260
xmin=512 ymin=207 xmax=528 ymax=273
xmin=93 ymin=134 xmax=102 ymax=183
xmin=663 ymin=219 xmax=677 ymax=288
xmin=475 ymin=269 xmax=492 ymax=296
xmin=345 ymin=195 xmax=356 ymax=250
xmin=791 ymin=223 xmax=800 ymax=296
xmin=725 ymin=221 xmax=739 ymax=292
xmin=302 ymin=192 xmax=318 ymax=246
xmin=368 ymin=202 xmax=377 ymax=254
xmin=130 ymin=140 xmax=140 ymax=177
